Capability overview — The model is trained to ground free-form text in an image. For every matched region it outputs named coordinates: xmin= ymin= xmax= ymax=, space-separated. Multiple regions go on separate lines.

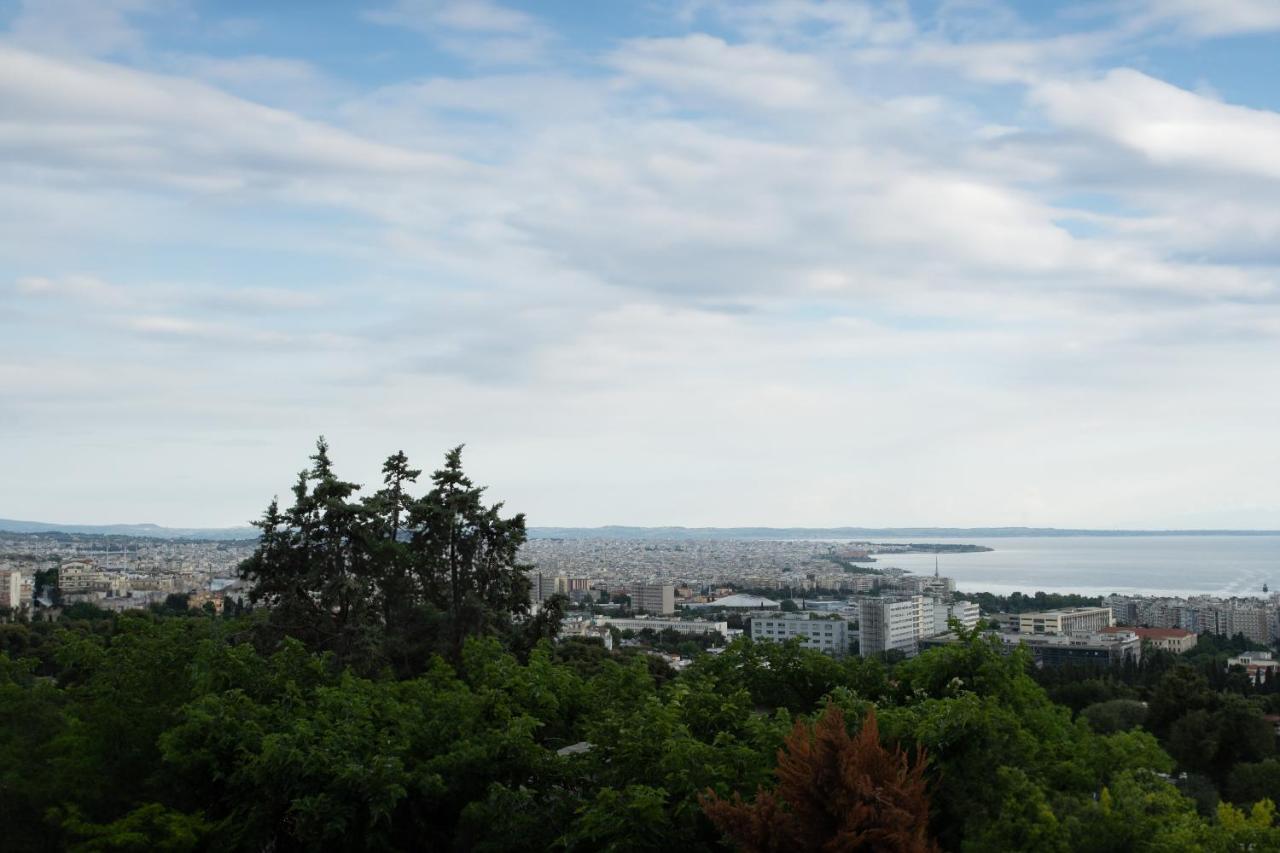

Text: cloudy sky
xmin=3 ymin=0 xmax=1279 ymax=530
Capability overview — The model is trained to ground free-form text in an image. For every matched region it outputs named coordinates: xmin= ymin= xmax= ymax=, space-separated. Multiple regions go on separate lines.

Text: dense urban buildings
xmin=1105 ymin=593 xmax=1277 ymax=646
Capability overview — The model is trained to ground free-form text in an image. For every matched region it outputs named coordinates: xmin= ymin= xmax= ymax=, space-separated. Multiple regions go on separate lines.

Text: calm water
xmin=861 ymin=536 xmax=1280 ymax=598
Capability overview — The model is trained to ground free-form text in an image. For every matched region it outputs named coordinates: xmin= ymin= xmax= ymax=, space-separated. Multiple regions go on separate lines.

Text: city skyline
xmin=4 ymin=0 xmax=1280 ymax=529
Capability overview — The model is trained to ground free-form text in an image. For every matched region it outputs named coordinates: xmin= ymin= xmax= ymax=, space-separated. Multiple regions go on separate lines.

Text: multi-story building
xmin=858 ymin=596 xmax=929 ymax=658
xmin=1202 ymin=605 xmax=1271 ymax=646
xmin=530 ymin=572 xmax=561 ymax=604
xmin=0 ymin=569 xmax=32 ymax=612
xmin=749 ymin=613 xmax=853 ymax=657
xmin=1016 ymin=607 xmax=1114 ymax=636
xmin=632 ymin=583 xmax=676 ymax=615
xmin=931 ymin=600 xmax=980 ymax=636
xmin=1106 ymin=594 xmax=1276 ymax=646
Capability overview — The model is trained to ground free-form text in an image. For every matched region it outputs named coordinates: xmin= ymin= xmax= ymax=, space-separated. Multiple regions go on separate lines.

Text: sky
xmin=2 ymin=0 xmax=1280 ymax=530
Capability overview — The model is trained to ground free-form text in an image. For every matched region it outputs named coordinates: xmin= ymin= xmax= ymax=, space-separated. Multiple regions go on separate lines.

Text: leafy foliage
xmin=6 ymin=441 xmax=1280 ymax=851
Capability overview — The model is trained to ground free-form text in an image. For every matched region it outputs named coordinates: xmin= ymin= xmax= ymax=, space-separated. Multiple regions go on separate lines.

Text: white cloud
xmin=4 ymin=0 xmax=170 ymax=56
xmin=4 ymin=1 xmax=1280 ymax=527
xmin=611 ymin=34 xmax=841 ymax=109
xmin=1034 ymin=68 xmax=1280 ymax=182
xmin=1137 ymin=0 xmax=1280 ymax=37
xmin=0 ymin=46 xmax=463 ymax=203
xmin=365 ymin=0 xmax=553 ymax=65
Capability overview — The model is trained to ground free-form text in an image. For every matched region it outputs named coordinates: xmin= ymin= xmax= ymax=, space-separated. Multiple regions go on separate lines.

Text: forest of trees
xmin=3 ymin=441 xmax=1280 ymax=851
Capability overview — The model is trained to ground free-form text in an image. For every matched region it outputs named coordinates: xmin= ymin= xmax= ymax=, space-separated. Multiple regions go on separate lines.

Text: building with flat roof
xmin=632 ymin=583 xmax=676 ymax=615
xmin=0 ymin=569 xmax=32 ymax=612
xmin=1016 ymin=607 xmax=1113 ymax=636
xmin=932 ymin=600 xmax=980 ymax=635
xmin=998 ymin=630 xmax=1141 ymax=668
xmin=858 ymin=596 xmax=929 ymax=658
xmin=750 ymin=613 xmax=853 ymax=657
xmin=598 ymin=617 xmax=727 ymax=637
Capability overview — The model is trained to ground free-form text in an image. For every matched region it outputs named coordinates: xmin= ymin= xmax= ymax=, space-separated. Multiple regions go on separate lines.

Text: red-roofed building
xmin=1101 ymin=626 xmax=1197 ymax=654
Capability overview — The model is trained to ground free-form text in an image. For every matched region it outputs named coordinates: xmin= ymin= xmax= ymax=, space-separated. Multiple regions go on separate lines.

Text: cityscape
xmin=6 ymin=527 xmax=1279 ymax=671
xmin=6 ymin=0 xmax=1280 ymax=848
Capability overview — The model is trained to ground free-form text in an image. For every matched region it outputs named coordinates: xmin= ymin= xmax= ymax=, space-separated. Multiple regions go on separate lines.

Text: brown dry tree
xmin=700 ymin=704 xmax=939 ymax=853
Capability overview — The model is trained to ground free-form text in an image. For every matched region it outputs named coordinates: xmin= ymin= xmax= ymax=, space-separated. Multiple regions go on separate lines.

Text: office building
xmin=997 ymin=630 xmax=1141 ymax=668
xmin=1016 ymin=607 xmax=1114 ymax=636
xmin=749 ymin=613 xmax=853 ymax=657
xmin=932 ymin=600 xmax=980 ymax=636
xmin=633 ymin=583 xmax=676 ymax=615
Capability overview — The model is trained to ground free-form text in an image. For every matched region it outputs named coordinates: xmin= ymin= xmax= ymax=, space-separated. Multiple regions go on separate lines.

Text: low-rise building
xmin=1016 ymin=607 xmax=1114 ymax=636
xmin=997 ymin=630 xmax=1141 ymax=667
xmin=1100 ymin=625 xmax=1197 ymax=654
xmin=597 ymin=617 xmax=727 ymax=637
xmin=1228 ymin=651 xmax=1280 ymax=685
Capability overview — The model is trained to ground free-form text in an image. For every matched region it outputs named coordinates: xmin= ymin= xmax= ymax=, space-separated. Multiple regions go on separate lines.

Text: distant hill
xmin=526 ymin=525 xmax=1280 ymax=540
xmin=2 ymin=519 xmax=1277 ymax=543
xmin=0 ymin=518 xmax=257 ymax=541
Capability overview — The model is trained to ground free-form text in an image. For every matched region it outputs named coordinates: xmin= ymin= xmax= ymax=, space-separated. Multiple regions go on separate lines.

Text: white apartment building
xmin=749 ymin=613 xmax=853 ymax=657
xmin=858 ymin=596 xmax=929 ymax=658
xmin=932 ymin=600 xmax=980 ymax=635
xmin=633 ymin=583 xmax=676 ymax=615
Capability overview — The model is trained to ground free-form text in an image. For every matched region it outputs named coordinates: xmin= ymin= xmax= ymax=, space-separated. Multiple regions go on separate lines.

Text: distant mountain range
xmin=0 ymin=518 xmax=257 ymax=541
xmin=526 ymin=526 xmax=1280 ymax=540
xmin=1 ymin=519 xmax=1277 ymax=542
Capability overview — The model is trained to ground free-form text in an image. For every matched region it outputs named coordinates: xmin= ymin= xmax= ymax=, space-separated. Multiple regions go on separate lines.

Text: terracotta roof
xmin=1100 ymin=626 xmax=1194 ymax=639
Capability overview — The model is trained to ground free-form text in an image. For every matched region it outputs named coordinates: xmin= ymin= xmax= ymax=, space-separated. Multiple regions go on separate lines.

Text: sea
xmin=862 ymin=536 xmax=1280 ymax=599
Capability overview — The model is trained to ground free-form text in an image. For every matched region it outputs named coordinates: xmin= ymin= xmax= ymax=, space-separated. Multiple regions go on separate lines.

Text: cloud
xmin=611 ymin=34 xmax=841 ymax=110
xmin=364 ymin=0 xmax=554 ymax=65
xmin=15 ymin=274 xmax=126 ymax=303
xmin=0 ymin=45 xmax=465 ymax=213
xmin=4 ymin=0 xmax=1280 ymax=527
xmin=3 ymin=0 xmax=171 ymax=56
xmin=1136 ymin=0 xmax=1280 ymax=37
xmin=692 ymin=0 xmax=917 ymax=46
xmin=1034 ymin=68 xmax=1280 ymax=182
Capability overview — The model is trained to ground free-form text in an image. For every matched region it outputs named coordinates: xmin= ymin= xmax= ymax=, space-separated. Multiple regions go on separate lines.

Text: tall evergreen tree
xmin=239 ymin=439 xmax=535 ymax=669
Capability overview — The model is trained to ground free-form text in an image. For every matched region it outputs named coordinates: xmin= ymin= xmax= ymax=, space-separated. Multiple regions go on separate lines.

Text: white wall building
xmin=749 ymin=613 xmax=853 ymax=657
xmin=858 ymin=596 xmax=929 ymax=658
xmin=931 ymin=600 xmax=980 ymax=636
xmin=598 ymin=617 xmax=727 ymax=637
